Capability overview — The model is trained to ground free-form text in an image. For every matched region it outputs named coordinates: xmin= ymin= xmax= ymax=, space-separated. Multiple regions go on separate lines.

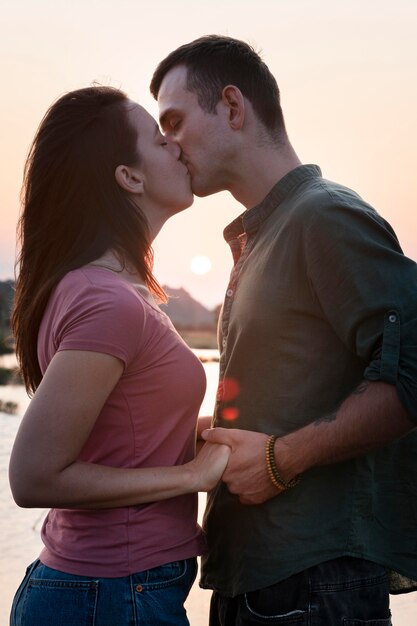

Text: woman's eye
xmin=160 ymin=141 xmax=168 ymax=147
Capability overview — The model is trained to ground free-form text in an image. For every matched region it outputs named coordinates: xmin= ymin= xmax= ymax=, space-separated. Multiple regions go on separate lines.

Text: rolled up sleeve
xmin=365 ymin=309 xmax=417 ymax=421
xmin=305 ymin=192 xmax=417 ymax=422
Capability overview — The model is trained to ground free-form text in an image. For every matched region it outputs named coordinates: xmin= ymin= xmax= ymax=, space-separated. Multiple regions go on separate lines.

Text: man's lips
xmin=180 ymin=153 xmax=189 ymax=168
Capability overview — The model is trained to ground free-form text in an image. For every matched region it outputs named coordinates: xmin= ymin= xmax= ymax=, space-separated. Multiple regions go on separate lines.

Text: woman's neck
xmin=88 ymin=250 xmax=146 ymax=288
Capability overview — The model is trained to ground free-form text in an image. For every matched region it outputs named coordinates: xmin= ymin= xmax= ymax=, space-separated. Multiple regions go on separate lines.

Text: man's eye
xmin=160 ymin=141 xmax=168 ymax=147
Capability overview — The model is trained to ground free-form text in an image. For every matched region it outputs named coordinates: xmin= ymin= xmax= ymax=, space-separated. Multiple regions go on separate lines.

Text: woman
xmin=9 ymin=86 xmax=229 ymax=626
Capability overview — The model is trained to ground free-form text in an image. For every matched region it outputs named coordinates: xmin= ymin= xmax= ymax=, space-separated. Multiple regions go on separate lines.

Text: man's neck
xmin=228 ymin=142 xmax=302 ymax=209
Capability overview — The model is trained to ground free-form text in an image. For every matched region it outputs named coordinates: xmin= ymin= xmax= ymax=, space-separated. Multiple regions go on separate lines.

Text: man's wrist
xmin=265 ymin=435 xmax=300 ymax=492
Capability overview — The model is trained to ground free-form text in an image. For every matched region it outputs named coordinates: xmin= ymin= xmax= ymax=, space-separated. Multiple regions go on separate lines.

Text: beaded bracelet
xmin=265 ymin=435 xmax=300 ymax=492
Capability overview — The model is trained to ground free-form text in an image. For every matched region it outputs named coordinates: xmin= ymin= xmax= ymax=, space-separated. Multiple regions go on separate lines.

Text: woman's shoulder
xmin=56 ymin=266 xmax=143 ymax=307
xmin=46 ymin=266 xmax=149 ymax=337
xmin=42 ymin=266 xmax=150 ymax=363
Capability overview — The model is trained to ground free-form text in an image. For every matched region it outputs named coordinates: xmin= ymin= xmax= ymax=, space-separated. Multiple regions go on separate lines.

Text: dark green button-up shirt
xmin=200 ymin=165 xmax=417 ymax=597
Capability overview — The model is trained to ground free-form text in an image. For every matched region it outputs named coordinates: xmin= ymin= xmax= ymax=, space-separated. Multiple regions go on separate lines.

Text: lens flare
xmin=216 ymin=377 xmax=240 ymax=402
xmin=216 ymin=377 xmax=241 ymax=421
xmin=222 ymin=407 xmax=240 ymax=421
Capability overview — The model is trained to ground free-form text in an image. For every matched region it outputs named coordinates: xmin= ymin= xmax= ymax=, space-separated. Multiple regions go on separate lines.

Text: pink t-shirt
xmin=37 ymin=266 xmax=207 ymax=577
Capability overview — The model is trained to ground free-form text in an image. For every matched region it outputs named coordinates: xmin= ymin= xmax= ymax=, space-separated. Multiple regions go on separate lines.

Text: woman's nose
xmin=169 ymin=139 xmax=181 ymax=159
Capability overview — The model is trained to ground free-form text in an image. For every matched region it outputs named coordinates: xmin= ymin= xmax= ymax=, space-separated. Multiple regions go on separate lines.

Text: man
xmin=150 ymin=36 xmax=417 ymax=624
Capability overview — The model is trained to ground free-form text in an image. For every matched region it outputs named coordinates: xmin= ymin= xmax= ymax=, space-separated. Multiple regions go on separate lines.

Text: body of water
xmin=0 ymin=353 xmax=416 ymax=625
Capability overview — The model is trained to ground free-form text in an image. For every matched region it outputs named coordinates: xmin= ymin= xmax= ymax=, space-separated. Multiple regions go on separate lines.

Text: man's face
xmin=158 ymin=65 xmax=233 ymax=197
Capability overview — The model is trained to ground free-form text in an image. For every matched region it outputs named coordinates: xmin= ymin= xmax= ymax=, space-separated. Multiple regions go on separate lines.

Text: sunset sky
xmin=1 ymin=0 xmax=416 ymax=307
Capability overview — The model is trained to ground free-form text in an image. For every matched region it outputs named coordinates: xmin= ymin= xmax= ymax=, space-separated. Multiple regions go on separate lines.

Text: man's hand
xmin=201 ymin=382 xmax=415 ymax=508
xmin=201 ymin=428 xmax=279 ymax=505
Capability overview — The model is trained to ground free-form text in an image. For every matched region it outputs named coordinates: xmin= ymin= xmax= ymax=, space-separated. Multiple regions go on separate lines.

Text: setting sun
xmin=190 ymin=255 xmax=212 ymax=275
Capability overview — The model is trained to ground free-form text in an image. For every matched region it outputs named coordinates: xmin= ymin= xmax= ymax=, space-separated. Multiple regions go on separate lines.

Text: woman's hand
xmin=186 ymin=441 xmax=231 ymax=492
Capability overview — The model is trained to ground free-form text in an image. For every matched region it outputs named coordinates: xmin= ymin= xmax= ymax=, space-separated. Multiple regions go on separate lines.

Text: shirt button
xmin=222 ymin=337 xmax=227 ymax=347
xmin=226 ymin=289 xmax=234 ymax=297
xmin=388 ymin=314 xmax=397 ymax=323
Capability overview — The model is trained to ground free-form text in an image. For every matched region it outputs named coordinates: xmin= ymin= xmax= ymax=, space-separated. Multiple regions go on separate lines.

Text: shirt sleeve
xmin=52 ymin=275 xmax=144 ymax=369
xmin=303 ymin=189 xmax=417 ymax=422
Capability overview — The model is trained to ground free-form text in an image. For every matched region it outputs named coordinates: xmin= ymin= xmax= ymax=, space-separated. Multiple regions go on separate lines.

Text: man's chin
xmin=192 ymin=190 xmax=212 ymax=198
xmin=191 ymin=179 xmax=221 ymax=198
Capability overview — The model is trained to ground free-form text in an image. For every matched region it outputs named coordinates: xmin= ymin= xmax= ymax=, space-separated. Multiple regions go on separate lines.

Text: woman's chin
xmin=181 ymin=196 xmax=195 ymax=212
xmin=169 ymin=195 xmax=194 ymax=217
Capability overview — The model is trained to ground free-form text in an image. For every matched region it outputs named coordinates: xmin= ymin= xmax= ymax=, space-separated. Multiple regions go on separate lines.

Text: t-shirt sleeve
xmin=303 ymin=192 xmax=417 ymax=422
xmin=51 ymin=275 xmax=144 ymax=369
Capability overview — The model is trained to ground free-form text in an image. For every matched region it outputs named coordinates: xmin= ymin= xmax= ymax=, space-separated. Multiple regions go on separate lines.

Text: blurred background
xmin=1 ymin=0 xmax=416 ymax=309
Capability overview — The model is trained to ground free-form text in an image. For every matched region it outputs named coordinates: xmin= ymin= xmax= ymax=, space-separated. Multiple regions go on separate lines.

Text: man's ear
xmin=221 ymin=85 xmax=245 ymax=130
xmin=115 ymin=165 xmax=144 ymax=194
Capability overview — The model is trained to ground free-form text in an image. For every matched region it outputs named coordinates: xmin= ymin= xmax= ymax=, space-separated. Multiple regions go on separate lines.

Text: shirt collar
xmin=224 ymin=164 xmax=322 ymax=243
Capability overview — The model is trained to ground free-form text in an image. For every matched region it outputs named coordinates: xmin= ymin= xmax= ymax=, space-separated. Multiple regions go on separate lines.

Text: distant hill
xmin=0 ymin=280 xmax=15 ymax=353
xmin=0 ymin=280 xmax=220 ymax=357
xmin=0 ymin=280 xmax=14 ymax=325
xmin=161 ymin=286 xmax=217 ymax=329
xmin=0 ymin=280 xmax=219 ymax=331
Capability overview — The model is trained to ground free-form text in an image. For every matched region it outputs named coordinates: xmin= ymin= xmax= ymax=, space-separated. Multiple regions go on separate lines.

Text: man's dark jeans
xmin=209 ymin=557 xmax=392 ymax=625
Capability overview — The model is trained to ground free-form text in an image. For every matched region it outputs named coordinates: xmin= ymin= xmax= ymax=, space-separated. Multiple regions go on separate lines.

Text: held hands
xmin=201 ymin=428 xmax=282 ymax=505
xmin=187 ymin=441 xmax=231 ymax=492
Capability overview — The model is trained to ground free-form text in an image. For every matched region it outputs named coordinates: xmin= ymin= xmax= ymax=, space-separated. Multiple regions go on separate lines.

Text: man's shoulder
xmin=296 ymin=175 xmax=368 ymax=212
xmin=287 ymin=175 xmax=383 ymax=230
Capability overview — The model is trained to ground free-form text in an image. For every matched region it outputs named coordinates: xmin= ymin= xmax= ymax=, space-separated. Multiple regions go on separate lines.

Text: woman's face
xmin=126 ymin=102 xmax=193 ymax=217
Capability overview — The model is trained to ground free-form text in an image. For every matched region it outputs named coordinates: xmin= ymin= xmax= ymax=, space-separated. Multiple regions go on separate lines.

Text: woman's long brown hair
xmin=12 ymin=86 xmax=165 ymax=395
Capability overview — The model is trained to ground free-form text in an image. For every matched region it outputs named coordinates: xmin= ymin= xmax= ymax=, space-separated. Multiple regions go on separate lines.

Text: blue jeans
xmin=209 ymin=557 xmax=392 ymax=625
xmin=10 ymin=557 xmax=197 ymax=626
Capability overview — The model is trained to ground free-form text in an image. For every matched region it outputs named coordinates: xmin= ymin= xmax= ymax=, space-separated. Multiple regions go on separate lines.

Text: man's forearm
xmin=276 ymin=380 xmax=415 ymax=482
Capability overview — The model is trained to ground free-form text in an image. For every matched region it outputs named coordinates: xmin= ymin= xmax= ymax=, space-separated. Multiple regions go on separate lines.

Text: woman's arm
xmin=9 ymin=350 xmax=230 ymax=509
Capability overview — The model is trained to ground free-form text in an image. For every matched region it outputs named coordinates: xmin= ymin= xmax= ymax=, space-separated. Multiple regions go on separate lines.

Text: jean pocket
xmin=135 ymin=558 xmax=196 ymax=591
xmin=133 ymin=559 xmax=196 ymax=625
xmin=10 ymin=560 xmax=41 ymax=626
xmin=20 ymin=577 xmax=99 ymax=626
xmin=243 ymin=594 xmax=308 ymax=624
